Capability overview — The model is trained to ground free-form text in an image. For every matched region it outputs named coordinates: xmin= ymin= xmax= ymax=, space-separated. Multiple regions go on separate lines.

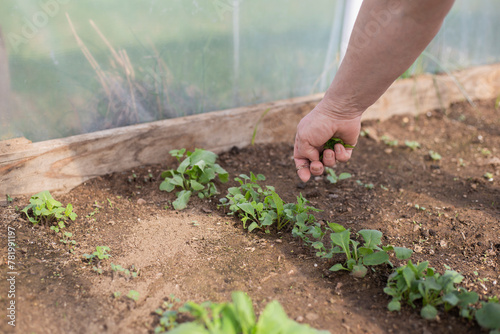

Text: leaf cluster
xmin=161 ymin=291 xmax=329 ymax=334
xmin=83 ymin=246 xmax=111 ymax=262
xmin=384 ymin=261 xmax=479 ymax=320
xmin=21 ymin=191 xmax=77 ymax=232
xmin=160 ymin=149 xmax=228 ymax=210
xmin=111 ymin=263 xmax=140 ymax=279
xmin=220 ymin=173 xmax=320 ymax=232
xmin=323 ymin=225 xmax=412 ymax=278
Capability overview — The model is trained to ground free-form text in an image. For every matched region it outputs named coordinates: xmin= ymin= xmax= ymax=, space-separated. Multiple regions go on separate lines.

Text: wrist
xmin=316 ymin=94 xmax=365 ymax=121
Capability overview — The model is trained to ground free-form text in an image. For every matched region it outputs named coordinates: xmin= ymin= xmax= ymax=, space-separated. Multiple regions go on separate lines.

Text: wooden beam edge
xmin=1 ymin=63 xmax=499 ymax=197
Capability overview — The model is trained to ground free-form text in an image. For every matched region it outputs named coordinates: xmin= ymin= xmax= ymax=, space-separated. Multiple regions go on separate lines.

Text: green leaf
xmin=330 ymin=263 xmax=348 ymax=271
xmin=190 ymin=149 xmax=217 ymax=166
xmin=362 ymin=251 xmax=389 ymax=266
xmin=327 ymin=222 xmax=346 ymax=233
xmin=330 ymin=230 xmax=351 ymax=260
xmin=173 ymin=190 xmax=192 ymax=210
xmin=338 ymin=172 xmax=352 ymax=180
xmin=358 ymin=229 xmax=383 ymax=249
xmin=237 ymin=203 xmax=255 ymax=218
xmin=271 ymin=191 xmax=284 ymax=216
xmin=388 ymin=300 xmax=401 ymax=312
xmin=442 ymin=293 xmax=460 ymax=306
xmin=420 ymin=304 xmax=438 ymax=320
xmin=231 ymin=291 xmax=256 ymax=333
xmin=177 ymin=157 xmax=191 ymax=174
xmin=190 ymin=180 xmax=205 ymax=191
xmin=476 ymin=302 xmax=500 ymax=330
xmin=402 ymin=267 xmax=416 ymax=288
xmin=159 ymin=180 xmax=176 ymax=192
xmin=352 ymin=264 xmax=368 ymax=278
xmin=394 ymin=247 xmax=413 ymax=260
xmin=167 ymin=322 xmax=210 ymax=334
xmin=248 ymin=222 xmax=260 ymax=232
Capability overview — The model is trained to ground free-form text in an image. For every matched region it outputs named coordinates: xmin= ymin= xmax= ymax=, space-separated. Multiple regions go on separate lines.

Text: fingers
xmin=322 ymin=149 xmax=336 ymax=168
xmin=333 ymin=143 xmax=354 ymax=162
xmin=295 ymin=158 xmax=311 ymax=182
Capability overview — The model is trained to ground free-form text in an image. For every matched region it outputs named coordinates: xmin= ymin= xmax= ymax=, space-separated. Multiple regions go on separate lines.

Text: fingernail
xmin=324 ymin=151 xmax=333 ymax=159
xmin=312 ymin=167 xmax=321 ymax=173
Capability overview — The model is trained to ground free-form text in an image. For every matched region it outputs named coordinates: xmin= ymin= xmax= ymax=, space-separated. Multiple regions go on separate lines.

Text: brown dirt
xmin=1 ymin=99 xmax=499 ymax=334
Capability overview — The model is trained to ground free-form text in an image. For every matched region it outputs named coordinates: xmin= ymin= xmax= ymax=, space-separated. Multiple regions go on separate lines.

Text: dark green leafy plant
xmin=154 ymin=295 xmax=182 ymax=333
xmin=384 ymin=261 xmax=479 ymax=320
xmin=161 ymin=291 xmax=330 ymax=334
xmin=220 ymin=173 xmax=321 ymax=233
xmin=475 ymin=300 xmax=500 ymax=333
xmin=160 ymin=149 xmax=228 ymax=210
xmin=326 ymin=225 xmax=412 ymax=278
xmin=320 ymin=137 xmax=354 ymax=160
xmin=21 ymin=190 xmax=77 ymax=232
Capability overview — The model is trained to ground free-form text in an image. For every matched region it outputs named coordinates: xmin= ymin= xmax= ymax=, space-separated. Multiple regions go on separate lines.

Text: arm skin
xmin=294 ymin=0 xmax=455 ymax=182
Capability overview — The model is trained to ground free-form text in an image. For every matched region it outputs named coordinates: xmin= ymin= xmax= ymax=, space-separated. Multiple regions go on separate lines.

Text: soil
xmin=1 ymin=99 xmax=499 ymax=334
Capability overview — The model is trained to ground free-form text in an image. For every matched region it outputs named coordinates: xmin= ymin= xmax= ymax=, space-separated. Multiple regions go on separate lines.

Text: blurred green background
xmin=0 ymin=0 xmax=499 ymax=142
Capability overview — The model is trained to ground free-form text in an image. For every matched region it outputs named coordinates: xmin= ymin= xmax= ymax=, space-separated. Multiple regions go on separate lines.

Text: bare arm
xmin=294 ymin=0 xmax=455 ymax=182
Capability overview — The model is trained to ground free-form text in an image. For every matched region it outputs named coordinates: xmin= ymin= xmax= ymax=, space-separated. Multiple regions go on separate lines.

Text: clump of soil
xmin=1 ymin=99 xmax=498 ymax=334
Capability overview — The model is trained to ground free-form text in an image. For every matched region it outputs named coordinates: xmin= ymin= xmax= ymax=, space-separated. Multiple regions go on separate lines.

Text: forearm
xmin=323 ymin=0 xmax=455 ymax=118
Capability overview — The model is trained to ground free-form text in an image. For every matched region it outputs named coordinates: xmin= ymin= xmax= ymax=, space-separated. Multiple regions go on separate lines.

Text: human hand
xmin=293 ymin=101 xmax=362 ymax=182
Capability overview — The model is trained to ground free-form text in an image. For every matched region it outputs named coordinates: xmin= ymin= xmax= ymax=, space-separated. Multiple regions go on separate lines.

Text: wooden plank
xmin=1 ymin=63 xmax=500 ymax=198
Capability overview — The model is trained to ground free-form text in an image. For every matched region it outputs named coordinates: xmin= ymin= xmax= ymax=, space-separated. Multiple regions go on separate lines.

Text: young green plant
xmin=22 ymin=190 xmax=77 ymax=233
xmin=160 ymin=149 xmax=228 ymax=210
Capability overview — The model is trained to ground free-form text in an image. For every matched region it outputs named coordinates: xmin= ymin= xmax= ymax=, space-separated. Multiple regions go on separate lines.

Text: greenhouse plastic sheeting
xmin=0 ymin=0 xmax=499 ymax=142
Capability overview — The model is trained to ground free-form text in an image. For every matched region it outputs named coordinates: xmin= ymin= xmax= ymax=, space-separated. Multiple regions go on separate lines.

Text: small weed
xmin=83 ymin=246 xmax=111 ymax=263
xmin=429 ymin=150 xmax=442 ymax=161
xmin=320 ymin=137 xmax=355 ymax=160
xmin=458 ymin=158 xmax=466 ymax=167
xmin=154 ymin=295 xmax=182 ymax=332
xmin=415 ymin=204 xmax=426 ymax=211
xmin=6 ymin=194 xmax=13 ymax=203
xmin=325 ymin=168 xmax=352 ymax=184
xmin=22 ymin=191 xmax=77 ymax=232
xmin=381 ymin=135 xmax=398 ymax=147
xmin=481 ymin=148 xmax=492 ymax=156
xmin=107 ymin=198 xmax=113 ymax=208
xmin=86 ymin=207 xmax=100 ymax=219
xmin=405 ymin=140 xmax=421 ymax=151
xmin=356 ymin=180 xmax=374 ymax=189
xmin=110 ymin=263 xmax=140 ymax=279
xmin=484 ymin=172 xmax=494 ymax=181
xmin=126 ymin=290 xmax=140 ymax=302
xmin=160 ymin=148 xmax=228 ymax=210
xmin=113 ymin=291 xmax=121 ymax=299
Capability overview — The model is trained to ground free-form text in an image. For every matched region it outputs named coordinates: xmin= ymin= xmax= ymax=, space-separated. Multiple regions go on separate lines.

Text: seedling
xmin=22 ymin=191 xmax=77 ymax=232
xmin=60 ymin=231 xmax=76 ymax=253
xmin=127 ymin=290 xmax=140 ymax=302
xmin=164 ymin=291 xmax=329 ymax=334
xmin=327 ymin=226 xmax=412 ymax=278
xmin=381 ymin=135 xmax=398 ymax=147
xmin=405 ymin=140 xmax=421 ymax=151
xmin=154 ymin=295 xmax=182 ymax=332
xmin=429 ymin=150 xmax=442 ymax=161
xmin=113 ymin=291 xmax=122 ymax=299
xmin=356 ymin=180 xmax=374 ymax=189
xmin=481 ymin=148 xmax=492 ymax=156
xmin=220 ymin=173 xmax=320 ymax=232
xmin=6 ymin=194 xmax=13 ymax=203
xmin=110 ymin=263 xmax=140 ymax=279
xmin=83 ymin=246 xmax=111 ymax=263
xmin=160 ymin=148 xmax=228 ymax=210
xmin=384 ymin=261 xmax=479 ymax=320
xmin=484 ymin=172 xmax=494 ymax=181
xmin=325 ymin=168 xmax=351 ymax=184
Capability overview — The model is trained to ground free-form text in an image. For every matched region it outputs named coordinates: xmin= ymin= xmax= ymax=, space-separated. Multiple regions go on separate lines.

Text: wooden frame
xmin=1 ymin=63 xmax=500 ymax=198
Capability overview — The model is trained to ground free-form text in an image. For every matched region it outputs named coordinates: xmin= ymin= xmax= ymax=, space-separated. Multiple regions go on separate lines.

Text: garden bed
xmin=1 ymin=98 xmax=499 ymax=334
